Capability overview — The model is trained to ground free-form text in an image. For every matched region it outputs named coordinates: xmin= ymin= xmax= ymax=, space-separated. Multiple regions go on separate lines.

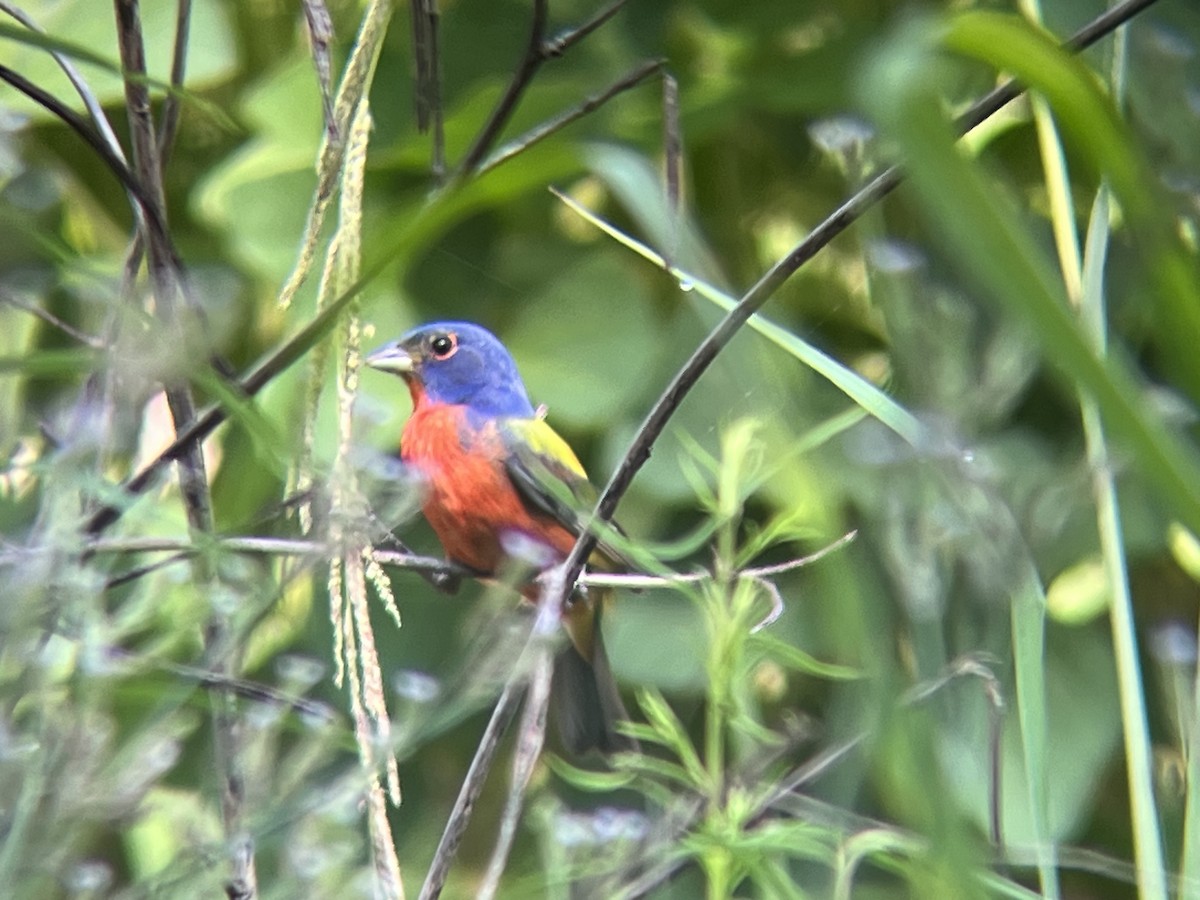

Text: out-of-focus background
xmin=2 ymin=0 xmax=1200 ymax=896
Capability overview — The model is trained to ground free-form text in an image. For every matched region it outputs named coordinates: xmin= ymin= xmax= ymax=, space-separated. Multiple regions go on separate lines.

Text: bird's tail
xmin=552 ymin=592 xmax=637 ymax=756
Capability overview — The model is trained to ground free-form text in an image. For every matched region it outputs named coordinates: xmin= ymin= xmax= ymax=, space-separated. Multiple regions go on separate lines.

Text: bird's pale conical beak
xmin=365 ymin=342 xmax=415 ymax=375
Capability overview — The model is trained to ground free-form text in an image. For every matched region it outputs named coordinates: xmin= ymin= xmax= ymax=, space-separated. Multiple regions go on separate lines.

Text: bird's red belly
xmin=401 ymin=405 xmax=573 ymax=574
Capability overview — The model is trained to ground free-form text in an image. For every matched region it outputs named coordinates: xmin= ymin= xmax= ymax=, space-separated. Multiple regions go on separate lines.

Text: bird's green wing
xmin=499 ymin=416 xmax=631 ymax=568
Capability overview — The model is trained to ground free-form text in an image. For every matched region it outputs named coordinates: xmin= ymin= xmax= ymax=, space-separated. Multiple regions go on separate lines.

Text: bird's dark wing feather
xmin=499 ymin=417 xmax=633 ymax=570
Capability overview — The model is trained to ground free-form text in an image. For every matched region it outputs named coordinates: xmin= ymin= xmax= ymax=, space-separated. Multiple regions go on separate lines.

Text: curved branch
xmin=556 ymin=0 xmax=1162 ymax=608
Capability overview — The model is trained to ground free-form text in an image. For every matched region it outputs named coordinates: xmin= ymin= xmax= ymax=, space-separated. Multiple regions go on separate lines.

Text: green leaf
xmin=612 ymin=751 xmax=700 ymax=792
xmin=546 ymin=755 xmax=636 ymax=792
xmin=635 ymin=688 xmax=710 ymax=790
xmin=0 ymin=349 xmax=99 ymax=375
xmin=750 ymin=632 xmax=861 ymax=681
xmin=551 ymin=188 xmax=928 ymax=449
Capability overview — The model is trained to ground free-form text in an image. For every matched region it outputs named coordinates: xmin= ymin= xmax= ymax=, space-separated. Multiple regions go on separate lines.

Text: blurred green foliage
xmin=2 ymin=0 xmax=1200 ymax=897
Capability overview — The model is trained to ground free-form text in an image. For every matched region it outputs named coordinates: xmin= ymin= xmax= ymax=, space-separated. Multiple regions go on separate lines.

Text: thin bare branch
xmin=157 ymin=0 xmax=192 ymax=164
xmin=112 ymin=3 xmax=249 ymax=895
xmin=98 ymin=646 xmax=338 ymax=720
xmin=409 ymin=0 xmax=431 ymax=129
xmin=1 ymin=293 xmax=105 ymax=348
xmin=478 ymin=58 xmax=665 ymax=177
xmin=543 ymin=0 xmax=628 ymax=58
xmin=0 ymin=63 xmax=161 ymax=234
xmin=119 ymin=0 xmax=193 ymax=321
xmin=80 ymin=535 xmax=428 ymax=560
xmin=555 ymin=0 xmax=1163 ymax=615
xmin=425 ymin=0 xmax=445 ymax=176
xmin=456 ymin=0 xmax=630 ymax=177
xmin=419 ymin=683 xmax=523 ymax=900
xmin=455 ymin=0 xmax=548 ymax=177
xmin=0 ymin=3 xmax=129 ymax=167
xmin=72 ymin=531 xmax=856 ymax=596
xmin=112 ymin=0 xmax=212 ymax=538
xmin=744 ymin=531 xmax=858 ymax=578
xmin=478 ymin=570 xmax=561 ymax=900
xmin=410 ymin=0 xmax=446 ymax=175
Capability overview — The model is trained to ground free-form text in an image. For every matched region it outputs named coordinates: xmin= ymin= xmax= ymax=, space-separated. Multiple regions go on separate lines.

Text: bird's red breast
xmin=400 ymin=401 xmax=575 ymax=575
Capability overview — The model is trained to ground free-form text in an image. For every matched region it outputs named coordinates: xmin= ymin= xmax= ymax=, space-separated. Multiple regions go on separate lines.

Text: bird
xmin=365 ymin=320 xmax=634 ymax=755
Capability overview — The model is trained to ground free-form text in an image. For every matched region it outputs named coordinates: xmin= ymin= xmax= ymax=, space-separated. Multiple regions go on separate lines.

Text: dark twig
xmin=0 ymin=63 xmax=163 ymax=236
xmin=419 ymin=682 xmax=524 ymax=900
xmin=113 ymin=2 xmax=251 ymax=896
xmin=426 ymin=1 xmax=445 ymax=176
xmin=478 ymin=58 xmax=665 ymax=177
xmin=410 ymin=0 xmax=445 ymax=176
xmin=543 ymin=0 xmax=628 ymax=57
xmin=1 ymin=293 xmax=104 ymax=348
xmin=0 ymin=3 xmax=129 ymax=169
xmin=96 ymin=646 xmax=338 ymax=721
xmin=427 ymin=3 xmax=446 ymax=176
xmin=556 ymin=0 xmax=1162 ymax=612
xmin=478 ymin=570 xmax=560 ymax=900
xmin=456 ymin=0 xmax=629 ymax=177
xmin=410 ymin=0 xmax=433 ymax=131
xmin=157 ymin=0 xmax=192 ymax=165
xmin=83 ymin=259 xmax=377 ymax=535
xmin=119 ymin=0 xmax=194 ymax=345
xmin=455 ymin=0 xmax=547 ymax=177
xmin=111 ymin=0 xmax=214 ymax=556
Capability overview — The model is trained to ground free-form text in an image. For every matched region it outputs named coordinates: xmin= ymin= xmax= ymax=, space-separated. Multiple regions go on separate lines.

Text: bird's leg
xmin=430 ymin=566 xmax=463 ymax=594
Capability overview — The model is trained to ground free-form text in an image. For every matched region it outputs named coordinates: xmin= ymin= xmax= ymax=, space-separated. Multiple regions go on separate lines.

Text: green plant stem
xmin=1025 ymin=7 xmax=1167 ymax=895
xmin=1186 ymin=654 xmax=1200 ymax=893
xmin=1079 ymin=166 xmax=1169 ymax=900
xmin=702 ymin=581 xmax=731 ymax=897
xmin=703 ymin=848 xmax=732 ymax=900
xmin=1009 ymin=564 xmax=1059 ymax=899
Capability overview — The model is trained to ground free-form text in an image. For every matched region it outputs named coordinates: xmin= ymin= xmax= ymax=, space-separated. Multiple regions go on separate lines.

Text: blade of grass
xmin=1009 ymin=561 xmax=1059 ymax=898
xmin=1080 ymin=201 xmax=1167 ymax=900
xmin=549 ymin=188 xmax=926 ymax=448
xmin=1187 ymin=651 xmax=1200 ymax=896
xmin=865 ymin=10 xmax=1200 ymax=897
xmin=862 ymin=20 xmax=1200 ymax=551
xmin=1017 ymin=4 xmax=1167 ymax=895
xmin=0 ymin=349 xmax=100 ymax=375
xmin=941 ymin=8 xmax=1200 ymax=409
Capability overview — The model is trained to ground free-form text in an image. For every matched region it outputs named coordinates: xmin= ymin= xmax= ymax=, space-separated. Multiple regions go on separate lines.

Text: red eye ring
xmin=429 ymin=332 xmax=458 ymax=360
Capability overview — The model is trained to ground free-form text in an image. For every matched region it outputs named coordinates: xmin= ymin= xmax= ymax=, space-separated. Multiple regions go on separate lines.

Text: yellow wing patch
xmin=506 ymin=416 xmax=588 ymax=480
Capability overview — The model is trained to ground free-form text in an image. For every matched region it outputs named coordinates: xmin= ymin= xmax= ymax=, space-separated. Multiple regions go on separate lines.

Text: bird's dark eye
xmin=429 ymin=333 xmax=457 ymax=360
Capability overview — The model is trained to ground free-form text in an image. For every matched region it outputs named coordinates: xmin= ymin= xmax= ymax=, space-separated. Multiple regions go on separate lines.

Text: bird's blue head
xmin=366 ymin=321 xmax=535 ymax=418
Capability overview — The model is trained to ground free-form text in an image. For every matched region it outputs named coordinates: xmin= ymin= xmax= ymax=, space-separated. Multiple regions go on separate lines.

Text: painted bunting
xmin=366 ymin=321 xmax=634 ymax=755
